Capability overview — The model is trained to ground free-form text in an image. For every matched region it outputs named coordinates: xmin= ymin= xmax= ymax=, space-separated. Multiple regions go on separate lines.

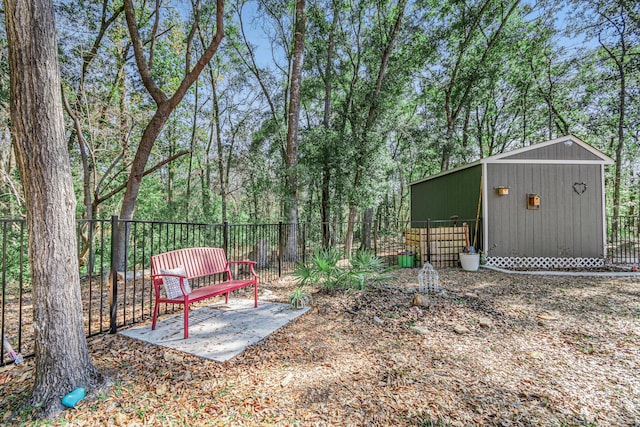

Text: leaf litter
xmin=1 ymin=268 xmax=639 ymax=426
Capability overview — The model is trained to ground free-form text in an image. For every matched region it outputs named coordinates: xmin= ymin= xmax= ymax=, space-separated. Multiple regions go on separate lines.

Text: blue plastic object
xmin=61 ymin=387 xmax=86 ymax=408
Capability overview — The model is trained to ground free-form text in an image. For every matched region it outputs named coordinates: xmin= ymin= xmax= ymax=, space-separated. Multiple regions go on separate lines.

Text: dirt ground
xmin=1 ymin=268 xmax=639 ymax=426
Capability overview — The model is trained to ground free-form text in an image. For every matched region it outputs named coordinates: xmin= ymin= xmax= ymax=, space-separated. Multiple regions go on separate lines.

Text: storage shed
xmin=410 ymin=135 xmax=615 ymax=269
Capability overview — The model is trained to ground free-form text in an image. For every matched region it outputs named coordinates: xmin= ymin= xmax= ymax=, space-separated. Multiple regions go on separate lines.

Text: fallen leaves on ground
xmin=1 ymin=268 xmax=639 ymax=426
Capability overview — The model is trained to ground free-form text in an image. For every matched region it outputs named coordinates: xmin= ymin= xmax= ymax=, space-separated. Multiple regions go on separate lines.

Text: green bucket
xmin=398 ymin=251 xmax=415 ymax=268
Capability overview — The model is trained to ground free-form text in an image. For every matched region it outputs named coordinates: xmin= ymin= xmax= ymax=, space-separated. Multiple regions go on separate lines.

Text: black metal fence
xmin=1 ymin=216 xmax=481 ymax=365
xmin=607 ymin=215 xmax=640 ymax=264
xmin=3 ymin=214 xmax=637 ymax=365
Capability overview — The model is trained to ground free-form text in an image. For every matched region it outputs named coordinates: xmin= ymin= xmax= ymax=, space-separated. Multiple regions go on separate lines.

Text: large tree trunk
xmin=441 ymin=0 xmax=521 ymax=169
xmin=345 ymin=205 xmax=358 ymax=256
xmin=114 ymin=0 xmax=224 ymax=268
xmin=212 ymin=74 xmax=228 ymax=223
xmin=283 ymin=0 xmax=307 ymax=259
xmin=321 ymin=5 xmax=338 ymax=247
xmin=5 ymin=0 xmax=101 ymax=417
xmin=611 ymin=72 xmax=625 ymax=237
xmin=360 ymin=207 xmax=374 ymax=251
xmin=599 ymin=16 xmax=628 ymax=238
xmin=354 ymin=0 xmax=407 ymax=246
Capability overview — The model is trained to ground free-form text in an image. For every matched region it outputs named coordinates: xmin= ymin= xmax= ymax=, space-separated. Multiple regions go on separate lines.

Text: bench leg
xmin=183 ymin=304 xmax=189 ymax=339
xmin=152 ymin=301 xmax=159 ymax=330
xmin=224 ymin=292 xmax=229 ymax=304
xmin=254 ymin=283 xmax=258 ymax=307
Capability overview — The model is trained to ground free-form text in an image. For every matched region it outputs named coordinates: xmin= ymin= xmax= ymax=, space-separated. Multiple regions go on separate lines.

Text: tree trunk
xmin=345 ymin=205 xmax=358 ymax=257
xmin=185 ymin=80 xmax=199 ymax=222
xmin=611 ymin=68 xmax=625 ymax=237
xmin=360 ymin=207 xmax=374 ymax=251
xmin=203 ymin=95 xmax=215 ymax=221
xmin=628 ymin=173 xmax=636 ymax=218
xmin=5 ymin=0 xmax=101 ymax=417
xmin=212 ymin=74 xmax=228 ymax=223
xmin=441 ymin=0 xmax=521 ymax=168
xmin=283 ymin=0 xmax=306 ymax=259
xmin=600 ymin=23 xmax=628 ymax=238
xmin=321 ymin=5 xmax=338 ymax=247
xmin=115 ymin=0 xmax=224 ymax=267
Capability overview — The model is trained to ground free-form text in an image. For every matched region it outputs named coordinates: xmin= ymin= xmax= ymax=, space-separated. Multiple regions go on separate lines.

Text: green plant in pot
xmin=288 ymin=285 xmax=311 ymax=310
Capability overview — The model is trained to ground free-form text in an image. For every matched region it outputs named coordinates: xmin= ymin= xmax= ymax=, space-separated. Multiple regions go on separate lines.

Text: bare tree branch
xmin=96 ymin=150 xmax=190 ymax=204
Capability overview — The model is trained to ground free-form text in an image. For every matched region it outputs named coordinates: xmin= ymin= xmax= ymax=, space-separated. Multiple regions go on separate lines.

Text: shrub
xmin=292 ymin=248 xmax=386 ymax=292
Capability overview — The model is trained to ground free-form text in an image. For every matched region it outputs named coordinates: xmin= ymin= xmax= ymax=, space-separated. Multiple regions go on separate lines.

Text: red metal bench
xmin=150 ymin=247 xmax=258 ymax=339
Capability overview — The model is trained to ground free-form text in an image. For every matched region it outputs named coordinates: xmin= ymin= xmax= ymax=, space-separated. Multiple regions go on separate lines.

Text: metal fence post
xmin=302 ymin=222 xmax=307 ymax=265
xmin=426 ymin=218 xmax=431 ymax=263
xmin=223 ymin=221 xmax=229 ymax=255
xmin=373 ymin=219 xmax=379 ymax=256
xmin=109 ymin=215 xmax=118 ymax=334
xmin=278 ymin=221 xmax=283 ymax=277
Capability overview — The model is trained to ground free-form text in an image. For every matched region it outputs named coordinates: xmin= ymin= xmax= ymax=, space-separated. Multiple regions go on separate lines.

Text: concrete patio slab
xmin=119 ymin=300 xmax=310 ymax=362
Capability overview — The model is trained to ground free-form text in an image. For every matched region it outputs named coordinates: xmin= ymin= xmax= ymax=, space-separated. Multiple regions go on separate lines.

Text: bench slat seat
xmin=150 ymin=247 xmax=258 ymax=339
xmin=160 ymin=280 xmax=256 ymax=304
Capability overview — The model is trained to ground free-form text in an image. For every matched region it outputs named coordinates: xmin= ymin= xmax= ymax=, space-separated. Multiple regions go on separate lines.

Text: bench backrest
xmin=151 ymin=247 xmax=229 ymax=284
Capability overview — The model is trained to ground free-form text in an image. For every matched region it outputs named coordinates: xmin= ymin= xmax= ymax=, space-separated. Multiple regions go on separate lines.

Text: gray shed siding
xmin=502 ymin=142 xmax=601 ymax=161
xmin=485 ymin=163 xmax=604 ymax=258
xmin=411 ymin=165 xmax=482 ymax=223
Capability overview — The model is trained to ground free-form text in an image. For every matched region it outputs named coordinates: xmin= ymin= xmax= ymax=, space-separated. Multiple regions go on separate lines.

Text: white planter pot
xmin=459 ymin=253 xmax=480 ymax=271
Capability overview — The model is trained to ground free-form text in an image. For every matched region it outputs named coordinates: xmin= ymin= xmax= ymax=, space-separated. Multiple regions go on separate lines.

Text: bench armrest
xmin=227 ymin=260 xmax=258 ymax=280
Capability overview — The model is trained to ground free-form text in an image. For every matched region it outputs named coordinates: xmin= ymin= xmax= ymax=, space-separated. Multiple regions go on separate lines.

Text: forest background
xmin=0 ymin=0 xmax=638 ymax=229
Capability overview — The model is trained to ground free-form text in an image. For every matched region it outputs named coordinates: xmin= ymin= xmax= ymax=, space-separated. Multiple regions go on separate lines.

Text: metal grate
xmin=418 ymin=262 xmax=441 ymax=293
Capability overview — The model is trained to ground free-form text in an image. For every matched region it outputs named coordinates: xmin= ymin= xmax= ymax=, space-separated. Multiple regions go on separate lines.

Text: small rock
xmin=179 ymin=371 xmax=192 ymax=381
xmin=537 ymin=312 xmax=558 ymax=321
xmin=281 ymin=372 xmax=294 ymax=387
xmin=478 ymin=317 xmax=493 ymax=328
xmin=409 ymin=306 xmax=423 ymax=315
xmin=163 ymin=351 xmax=183 ymax=363
xmin=373 ymin=316 xmax=383 ymax=324
xmin=411 ymin=325 xmax=429 ymax=335
xmin=114 ymin=412 xmax=128 ymax=426
xmin=412 ymin=294 xmax=429 ymax=307
xmin=464 ymin=292 xmax=479 ymax=298
xmin=528 ymin=351 xmax=543 ymax=359
xmin=454 ymin=325 xmax=470 ymax=334
xmin=155 ymin=383 xmax=169 ymax=395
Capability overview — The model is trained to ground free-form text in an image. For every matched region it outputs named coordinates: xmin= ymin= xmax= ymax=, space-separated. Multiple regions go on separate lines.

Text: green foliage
xmin=292 ymin=247 xmax=342 ymax=287
xmin=288 ymin=285 xmax=311 ymax=310
xmin=292 ymin=248 xmax=386 ymax=292
xmin=337 ymin=249 xmax=389 ymax=290
xmin=349 ymin=248 xmax=385 ymax=271
xmin=1 ymin=0 xmax=638 ymax=227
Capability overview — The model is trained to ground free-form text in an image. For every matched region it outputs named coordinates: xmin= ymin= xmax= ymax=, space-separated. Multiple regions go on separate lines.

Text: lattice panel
xmin=486 ymin=256 xmax=605 ymax=269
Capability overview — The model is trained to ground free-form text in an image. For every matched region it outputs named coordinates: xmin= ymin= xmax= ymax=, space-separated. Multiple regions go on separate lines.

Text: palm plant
xmin=337 ymin=249 xmax=388 ymax=289
xmin=291 ymin=247 xmax=387 ymax=293
xmin=291 ymin=247 xmax=343 ymax=288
